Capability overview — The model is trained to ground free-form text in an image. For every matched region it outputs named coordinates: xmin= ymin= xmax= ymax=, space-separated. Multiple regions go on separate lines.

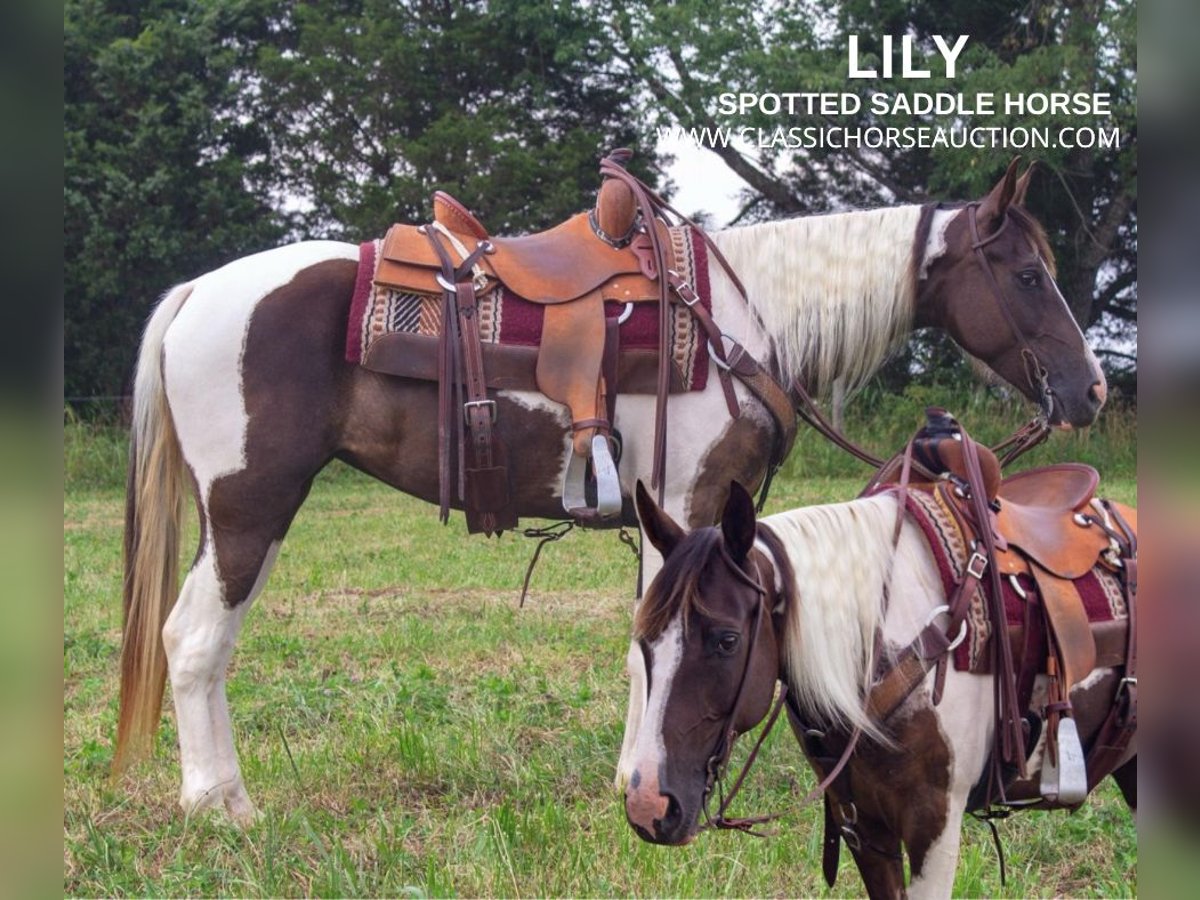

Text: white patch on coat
xmin=163 ymin=539 xmax=281 ymax=819
xmin=918 ymin=207 xmax=960 ymax=281
xmin=162 ymin=241 xmax=358 ymax=505
xmin=628 ymin=615 xmax=685 ymax=779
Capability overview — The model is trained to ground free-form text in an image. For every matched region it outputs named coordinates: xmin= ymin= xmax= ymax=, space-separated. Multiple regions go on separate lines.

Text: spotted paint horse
xmin=115 ymin=159 xmax=1105 ymax=821
xmin=625 ymin=477 xmax=1135 ymax=898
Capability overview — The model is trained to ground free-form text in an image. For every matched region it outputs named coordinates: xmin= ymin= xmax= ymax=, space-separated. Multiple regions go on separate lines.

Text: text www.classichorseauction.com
xmin=667 ymin=34 xmax=1122 ymax=152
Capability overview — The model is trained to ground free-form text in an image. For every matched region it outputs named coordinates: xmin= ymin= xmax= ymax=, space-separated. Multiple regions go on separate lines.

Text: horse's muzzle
xmin=625 ymin=775 xmax=693 ymax=845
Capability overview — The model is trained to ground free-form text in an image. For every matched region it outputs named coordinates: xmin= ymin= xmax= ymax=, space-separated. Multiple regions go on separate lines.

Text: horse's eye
xmin=716 ymin=632 xmax=740 ymax=656
xmin=1017 ymin=269 xmax=1041 ymax=289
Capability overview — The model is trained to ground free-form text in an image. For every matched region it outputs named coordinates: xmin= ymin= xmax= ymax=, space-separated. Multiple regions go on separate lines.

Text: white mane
xmin=711 ymin=206 xmax=923 ymax=396
xmin=760 ymin=493 xmax=917 ymax=739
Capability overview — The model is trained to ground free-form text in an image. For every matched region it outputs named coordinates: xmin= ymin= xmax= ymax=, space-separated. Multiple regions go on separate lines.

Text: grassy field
xmin=64 ymin=393 xmax=1137 ymax=897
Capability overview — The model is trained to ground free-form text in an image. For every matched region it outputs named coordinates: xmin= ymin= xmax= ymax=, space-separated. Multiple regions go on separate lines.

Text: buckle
xmin=463 ymin=399 xmax=497 ymax=424
xmin=966 ymin=551 xmax=988 ymax=580
xmin=1117 ymin=675 xmax=1137 ymax=697
xmin=668 ymin=270 xmax=700 ymax=306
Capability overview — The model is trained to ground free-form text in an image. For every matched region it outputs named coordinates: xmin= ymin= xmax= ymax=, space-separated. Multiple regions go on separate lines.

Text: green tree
xmin=64 ymin=0 xmax=287 ymax=399
xmin=607 ymin=0 xmax=1135 ymax=376
xmin=64 ymin=0 xmax=661 ymax=400
xmin=253 ymin=0 xmax=660 ymax=238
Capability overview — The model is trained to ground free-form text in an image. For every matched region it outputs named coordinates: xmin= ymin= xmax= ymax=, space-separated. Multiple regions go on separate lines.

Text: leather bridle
xmin=693 ymin=546 xmax=863 ymax=836
xmin=964 ymin=202 xmax=1057 ymax=424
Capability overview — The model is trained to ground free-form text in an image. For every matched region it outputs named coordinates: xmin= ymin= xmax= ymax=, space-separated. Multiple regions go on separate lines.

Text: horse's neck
xmin=709 ymin=206 xmax=925 ymax=395
xmin=763 ymin=492 xmax=945 ymax=735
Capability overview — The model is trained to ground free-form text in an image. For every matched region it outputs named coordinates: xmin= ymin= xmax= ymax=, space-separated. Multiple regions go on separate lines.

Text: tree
xmin=64 ymin=0 xmax=662 ymax=400
xmin=253 ymin=0 xmax=662 ymax=238
xmin=64 ymin=0 xmax=288 ymax=399
xmin=605 ymin=0 xmax=1136 ymax=380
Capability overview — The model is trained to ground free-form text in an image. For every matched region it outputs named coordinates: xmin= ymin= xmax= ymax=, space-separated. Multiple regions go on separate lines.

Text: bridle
xmin=693 ymin=545 xmax=862 ymax=837
xmin=964 ymin=202 xmax=1057 ymax=424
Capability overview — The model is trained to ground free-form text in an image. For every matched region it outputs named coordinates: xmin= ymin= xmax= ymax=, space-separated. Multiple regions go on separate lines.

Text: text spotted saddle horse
xmin=369 ymin=149 xmax=795 ymax=534
xmin=867 ymin=408 xmax=1136 ymax=812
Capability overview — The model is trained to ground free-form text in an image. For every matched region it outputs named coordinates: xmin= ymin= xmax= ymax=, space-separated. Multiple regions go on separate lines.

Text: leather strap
xmin=1083 ymin=501 xmax=1137 ymax=789
xmin=425 ymin=227 xmax=509 ymax=534
xmin=966 ymin=203 xmax=1056 ymax=420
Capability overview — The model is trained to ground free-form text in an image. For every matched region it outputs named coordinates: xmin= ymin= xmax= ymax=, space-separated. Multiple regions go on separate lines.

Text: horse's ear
xmin=721 ymin=481 xmax=758 ymax=565
xmin=977 ymin=156 xmax=1022 ymax=232
xmin=635 ymin=480 xmax=684 ymax=558
xmin=1012 ymin=161 xmax=1037 ymax=208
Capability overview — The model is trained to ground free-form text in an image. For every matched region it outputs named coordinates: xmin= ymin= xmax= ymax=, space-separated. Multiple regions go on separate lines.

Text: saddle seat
xmin=995 ymin=463 xmax=1107 ymax=580
xmin=382 ymin=176 xmax=662 ymax=304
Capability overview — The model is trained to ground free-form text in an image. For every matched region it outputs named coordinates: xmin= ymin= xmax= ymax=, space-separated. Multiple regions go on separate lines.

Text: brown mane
xmin=633 ymin=528 xmax=723 ymax=642
xmin=1007 ymin=205 xmax=1058 ymax=277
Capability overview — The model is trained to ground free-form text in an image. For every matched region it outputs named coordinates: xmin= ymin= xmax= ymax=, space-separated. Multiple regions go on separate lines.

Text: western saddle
xmin=869 ymin=409 xmax=1137 ymax=810
xmin=368 ymin=150 xmax=796 ymax=534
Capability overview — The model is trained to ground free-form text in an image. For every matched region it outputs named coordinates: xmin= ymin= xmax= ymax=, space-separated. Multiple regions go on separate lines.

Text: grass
xmin=64 ymin=391 xmax=1137 ymax=897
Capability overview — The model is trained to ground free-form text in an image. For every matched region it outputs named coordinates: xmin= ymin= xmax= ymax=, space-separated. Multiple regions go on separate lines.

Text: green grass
xmin=64 ymin=393 xmax=1137 ymax=897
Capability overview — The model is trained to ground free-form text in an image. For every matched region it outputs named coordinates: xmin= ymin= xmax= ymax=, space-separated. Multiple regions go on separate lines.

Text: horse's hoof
xmin=225 ymin=791 xmax=261 ymax=828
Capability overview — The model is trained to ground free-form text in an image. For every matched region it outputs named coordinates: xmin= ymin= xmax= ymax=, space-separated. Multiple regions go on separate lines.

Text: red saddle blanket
xmin=345 ymin=226 xmax=712 ymax=393
xmin=905 ymin=487 xmax=1128 ymax=673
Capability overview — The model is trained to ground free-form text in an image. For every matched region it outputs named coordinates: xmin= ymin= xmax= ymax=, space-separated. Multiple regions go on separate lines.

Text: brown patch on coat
xmin=686 ymin=409 xmax=775 ymax=529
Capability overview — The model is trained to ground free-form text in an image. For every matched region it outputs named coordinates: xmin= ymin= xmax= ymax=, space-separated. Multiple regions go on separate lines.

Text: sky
xmin=658 ymin=130 xmax=748 ymax=227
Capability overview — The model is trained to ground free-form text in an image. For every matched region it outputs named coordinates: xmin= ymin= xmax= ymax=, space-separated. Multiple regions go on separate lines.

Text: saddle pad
xmin=904 ymin=488 xmax=1127 ymax=673
xmin=345 ymin=226 xmax=712 ymax=393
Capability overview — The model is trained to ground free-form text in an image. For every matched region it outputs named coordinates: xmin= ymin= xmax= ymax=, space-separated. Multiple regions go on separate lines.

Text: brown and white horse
xmin=115 ymin=160 xmax=1105 ymax=821
xmin=624 ymin=481 xmax=1135 ymax=897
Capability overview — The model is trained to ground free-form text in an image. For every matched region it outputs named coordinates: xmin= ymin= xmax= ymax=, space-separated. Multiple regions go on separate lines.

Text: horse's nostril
xmin=1089 ymin=380 xmax=1108 ymax=407
xmin=660 ymin=792 xmax=682 ymax=831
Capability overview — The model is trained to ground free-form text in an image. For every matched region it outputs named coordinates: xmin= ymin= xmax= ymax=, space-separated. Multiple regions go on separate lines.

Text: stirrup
xmin=1039 ymin=717 xmax=1087 ymax=806
xmin=563 ymin=434 xmax=622 ymax=521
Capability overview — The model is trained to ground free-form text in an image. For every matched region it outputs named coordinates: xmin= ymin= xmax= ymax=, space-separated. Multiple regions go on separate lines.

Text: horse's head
xmin=624 ymin=481 xmax=781 ymax=845
xmin=918 ymin=158 xmax=1107 ymax=428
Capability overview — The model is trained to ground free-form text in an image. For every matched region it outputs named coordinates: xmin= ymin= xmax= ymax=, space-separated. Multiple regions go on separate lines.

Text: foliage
xmin=63 ymin=0 xmax=661 ymax=399
xmin=64 ymin=0 xmax=288 ymax=398
xmin=605 ymin=0 xmax=1136 ymax=370
xmin=254 ymin=0 xmax=661 ymax=238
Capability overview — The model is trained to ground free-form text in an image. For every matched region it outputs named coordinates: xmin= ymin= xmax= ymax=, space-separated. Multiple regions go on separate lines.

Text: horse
xmin=623 ymin=478 xmax=1136 ymax=898
xmin=114 ymin=157 xmax=1106 ymax=822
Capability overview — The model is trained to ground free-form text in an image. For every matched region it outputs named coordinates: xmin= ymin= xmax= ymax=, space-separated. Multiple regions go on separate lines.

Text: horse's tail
xmin=112 ymin=283 xmax=192 ymax=778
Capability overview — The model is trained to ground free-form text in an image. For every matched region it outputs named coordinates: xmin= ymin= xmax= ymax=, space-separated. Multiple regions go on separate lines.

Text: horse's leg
xmin=159 ymin=245 xmax=355 ymax=820
xmin=1112 ymin=756 xmax=1137 ymax=811
xmin=162 ymin=530 xmax=281 ymax=821
xmin=846 ymin=831 xmax=907 ymax=900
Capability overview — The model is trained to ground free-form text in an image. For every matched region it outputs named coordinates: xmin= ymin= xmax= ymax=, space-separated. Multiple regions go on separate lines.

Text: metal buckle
xmin=966 ymin=551 xmax=988 ymax=580
xmin=1117 ymin=675 xmax=1137 ymax=697
xmin=463 ymin=399 xmax=497 ymax=424
xmin=668 ymin=269 xmax=700 ymax=306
